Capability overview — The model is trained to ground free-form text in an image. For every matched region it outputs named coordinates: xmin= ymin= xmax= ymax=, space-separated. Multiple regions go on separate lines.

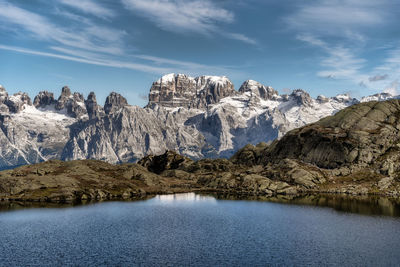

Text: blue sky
xmin=0 ymin=0 xmax=399 ymax=106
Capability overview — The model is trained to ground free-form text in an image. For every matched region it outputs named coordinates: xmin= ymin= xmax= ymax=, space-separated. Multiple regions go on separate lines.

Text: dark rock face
xmin=53 ymin=87 xmax=87 ymax=118
xmin=33 ymin=91 xmax=56 ymax=108
xmin=85 ymin=92 xmax=104 ymax=119
xmin=104 ymin=92 xmax=128 ymax=114
xmin=290 ymin=89 xmax=313 ymax=106
xmin=148 ymin=74 xmax=236 ymax=108
xmin=55 ymin=86 xmax=72 ymax=110
xmin=0 ymin=85 xmax=8 ymax=104
xmin=239 ymin=80 xmax=278 ymax=100
xmin=148 ymin=74 xmax=197 ymax=108
xmin=0 ymin=104 xmax=9 ymax=113
xmin=194 ymin=75 xmax=236 ymax=108
xmin=66 ymin=92 xmax=87 ymax=118
xmin=138 ymin=150 xmax=193 ymax=174
xmin=5 ymin=92 xmax=32 ymax=113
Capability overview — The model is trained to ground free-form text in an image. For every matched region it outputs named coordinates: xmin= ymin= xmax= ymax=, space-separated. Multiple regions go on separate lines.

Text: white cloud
xmin=0 ymin=44 xmax=171 ymax=73
xmin=286 ymin=0 xmax=386 ymax=40
xmin=0 ymin=44 xmax=243 ymax=78
xmin=297 ymin=34 xmax=367 ymax=83
xmin=122 ymin=0 xmax=256 ymax=45
xmin=59 ymin=0 xmax=115 ymax=19
xmin=133 ymin=54 xmax=237 ymax=75
xmin=122 ymin=0 xmax=233 ymax=33
xmin=291 ymin=0 xmax=400 ymax=96
xmin=298 ymin=34 xmax=400 ymax=96
xmin=384 ymin=80 xmax=399 ymax=95
xmin=224 ymin=33 xmax=258 ymax=45
xmin=0 ymin=2 xmax=124 ymax=55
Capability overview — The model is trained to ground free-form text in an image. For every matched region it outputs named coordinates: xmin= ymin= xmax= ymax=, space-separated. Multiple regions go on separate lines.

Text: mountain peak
xmin=238 ymin=79 xmax=278 ymax=100
xmin=148 ymin=73 xmax=235 ymax=108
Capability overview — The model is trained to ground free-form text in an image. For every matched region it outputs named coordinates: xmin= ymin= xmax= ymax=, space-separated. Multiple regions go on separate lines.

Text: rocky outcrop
xmin=239 ymin=80 xmax=278 ymax=100
xmin=138 ymin=150 xmax=193 ymax=174
xmin=289 ymin=89 xmax=313 ymax=107
xmin=263 ymin=100 xmax=400 ymax=170
xmin=85 ymin=92 xmax=104 ymax=119
xmin=0 ymin=74 xmax=391 ymax=170
xmin=148 ymin=73 xmax=236 ymax=108
xmin=0 ymin=85 xmax=8 ymax=104
xmin=33 ymin=91 xmax=56 ymax=108
xmin=0 ymin=160 xmax=169 ymax=202
xmin=55 ymin=86 xmax=72 ymax=110
xmin=4 ymin=98 xmax=400 ymax=205
xmin=104 ymin=92 xmax=128 ymax=114
xmin=54 ymin=86 xmax=87 ymax=118
xmin=5 ymin=92 xmax=32 ymax=113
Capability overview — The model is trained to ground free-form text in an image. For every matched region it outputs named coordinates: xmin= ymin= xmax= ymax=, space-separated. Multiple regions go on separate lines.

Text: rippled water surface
xmin=1 ymin=193 xmax=400 ymax=266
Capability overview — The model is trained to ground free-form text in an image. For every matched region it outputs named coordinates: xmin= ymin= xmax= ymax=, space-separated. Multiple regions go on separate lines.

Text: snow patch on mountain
xmin=0 ymin=74 xmax=397 ymax=169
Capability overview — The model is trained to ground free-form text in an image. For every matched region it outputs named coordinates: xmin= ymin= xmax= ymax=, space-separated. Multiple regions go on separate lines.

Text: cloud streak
xmin=0 ymin=2 xmax=124 ymax=55
xmin=121 ymin=0 xmax=256 ymax=45
xmin=369 ymin=74 xmax=388 ymax=82
xmin=286 ymin=0 xmax=387 ymax=41
xmin=0 ymin=44 xmax=170 ymax=73
xmin=0 ymin=44 xmax=241 ymax=78
xmin=292 ymin=1 xmax=400 ymax=96
xmin=59 ymin=0 xmax=115 ymax=19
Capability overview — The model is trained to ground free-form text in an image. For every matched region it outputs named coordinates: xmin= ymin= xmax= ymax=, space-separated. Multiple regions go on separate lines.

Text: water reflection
xmin=152 ymin=192 xmax=217 ymax=203
xmin=209 ymin=193 xmax=400 ymax=217
xmin=1 ymin=193 xmax=400 ymax=217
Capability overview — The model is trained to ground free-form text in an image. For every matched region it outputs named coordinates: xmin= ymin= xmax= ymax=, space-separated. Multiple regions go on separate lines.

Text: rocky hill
xmin=1 ymin=99 xmax=400 ymax=203
xmin=0 ymin=75 xmax=396 ymax=169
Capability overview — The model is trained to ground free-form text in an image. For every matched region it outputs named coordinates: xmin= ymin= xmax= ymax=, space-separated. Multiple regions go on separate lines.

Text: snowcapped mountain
xmin=0 ymin=74 xmax=395 ymax=169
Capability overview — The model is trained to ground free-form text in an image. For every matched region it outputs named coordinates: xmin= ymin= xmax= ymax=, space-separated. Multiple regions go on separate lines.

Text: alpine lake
xmin=1 ymin=193 xmax=400 ymax=266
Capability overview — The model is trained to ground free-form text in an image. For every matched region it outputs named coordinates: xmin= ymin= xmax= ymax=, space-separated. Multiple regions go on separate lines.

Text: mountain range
xmin=0 ymin=74 xmax=397 ymax=169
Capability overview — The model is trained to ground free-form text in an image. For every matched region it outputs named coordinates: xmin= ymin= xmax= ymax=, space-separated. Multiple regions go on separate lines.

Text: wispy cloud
xmin=384 ymin=80 xmax=399 ymax=95
xmin=369 ymin=74 xmax=388 ymax=82
xmin=292 ymin=1 xmax=400 ymax=96
xmin=297 ymin=33 xmax=400 ymax=95
xmin=58 ymin=0 xmax=115 ymax=19
xmin=0 ymin=2 xmax=124 ymax=55
xmin=122 ymin=0 xmax=233 ymax=33
xmin=224 ymin=33 xmax=257 ymax=45
xmin=297 ymin=34 xmax=367 ymax=82
xmin=121 ymin=0 xmax=256 ymax=45
xmin=133 ymin=54 xmax=238 ymax=75
xmin=286 ymin=0 xmax=387 ymax=41
xmin=0 ymin=44 xmax=170 ymax=73
xmin=0 ymin=44 xmax=242 ymax=78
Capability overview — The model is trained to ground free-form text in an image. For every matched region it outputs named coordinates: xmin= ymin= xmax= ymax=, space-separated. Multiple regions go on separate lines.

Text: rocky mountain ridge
xmin=0 ymin=75 xmax=398 ymax=169
xmin=1 ymin=99 xmax=400 ymax=203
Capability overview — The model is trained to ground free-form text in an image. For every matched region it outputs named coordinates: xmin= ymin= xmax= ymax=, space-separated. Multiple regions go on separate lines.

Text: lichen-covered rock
xmin=263 ymin=100 xmax=400 ymax=169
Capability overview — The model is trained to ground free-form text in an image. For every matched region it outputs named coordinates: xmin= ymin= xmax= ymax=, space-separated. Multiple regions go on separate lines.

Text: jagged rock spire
xmin=33 ymin=91 xmax=56 ymax=108
xmin=104 ymin=92 xmax=128 ymax=114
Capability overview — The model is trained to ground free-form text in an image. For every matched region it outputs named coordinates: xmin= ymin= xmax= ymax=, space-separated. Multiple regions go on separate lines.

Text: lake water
xmin=1 ymin=193 xmax=400 ymax=266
